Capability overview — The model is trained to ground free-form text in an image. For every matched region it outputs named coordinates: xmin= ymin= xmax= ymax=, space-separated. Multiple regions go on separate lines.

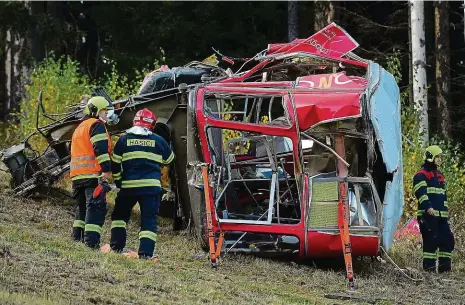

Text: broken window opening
xmin=343 ymin=136 xmax=368 ymax=177
xmin=347 ymin=182 xmax=379 ymax=227
xmin=301 ymin=133 xmax=338 ymax=177
xmin=204 ymin=93 xmax=291 ymax=127
xmin=372 ymin=140 xmax=393 ymax=203
xmin=302 ymin=120 xmax=370 ymax=179
xmin=206 ymin=127 xmax=300 ymax=225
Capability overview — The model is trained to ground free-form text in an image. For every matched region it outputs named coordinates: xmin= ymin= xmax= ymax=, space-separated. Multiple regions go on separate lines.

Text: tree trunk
xmin=0 ymin=29 xmax=6 ymax=120
xmin=4 ymin=30 xmax=28 ymax=122
xmin=408 ymin=4 xmax=413 ymax=106
xmin=28 ymin=1 xmax=45 ymax=62
xmin=410 ymin=0 xmax=429 ymax=144
xmin=3 ymin=1 xmax=31 ymax=122
xmin=434 ymin=0 xmax=451 ymax=138
xmin=288 ymin=0 xmax=299 ymax=42
xmin=314 ymin=0 xmax=338 ymax=32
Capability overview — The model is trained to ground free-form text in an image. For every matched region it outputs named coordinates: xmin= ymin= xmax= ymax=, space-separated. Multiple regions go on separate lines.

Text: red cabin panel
xmin=307 ymin=232 xmax=379 ymax=257
xmin=293 ymin=91 xmax=362 ymax=131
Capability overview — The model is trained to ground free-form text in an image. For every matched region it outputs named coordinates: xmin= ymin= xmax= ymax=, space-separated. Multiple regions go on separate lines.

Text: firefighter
xmin=414 ymin=145 xmax=454 ymax=272
xmin=109 ymin=108 xmax=174 ymax=260
xmin=70 ymin=95 xmax=118 ymax=249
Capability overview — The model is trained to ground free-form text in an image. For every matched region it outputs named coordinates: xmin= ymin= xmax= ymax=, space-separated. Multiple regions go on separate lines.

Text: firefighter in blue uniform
xmin=414 ymin=145 xmax=454 ymax=272
xmin=109 ymin=108 xmax=174 ymax=260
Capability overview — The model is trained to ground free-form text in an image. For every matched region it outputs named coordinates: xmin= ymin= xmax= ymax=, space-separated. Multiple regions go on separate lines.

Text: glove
xmin=93 ymin=182 xmax=112 ymax=199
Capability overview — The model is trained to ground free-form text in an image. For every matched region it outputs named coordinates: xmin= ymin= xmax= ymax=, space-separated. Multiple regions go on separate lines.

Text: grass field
xmin=0 ymin=179 xmax=464 ymax=305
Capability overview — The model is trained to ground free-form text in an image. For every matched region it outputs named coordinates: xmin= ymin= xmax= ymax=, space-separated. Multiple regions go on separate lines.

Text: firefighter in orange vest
xmin=70 ymin=96 xmax=119 ymax=249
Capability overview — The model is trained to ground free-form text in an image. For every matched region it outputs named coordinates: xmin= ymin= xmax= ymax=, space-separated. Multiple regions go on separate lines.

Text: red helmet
xmin=133 ymin=108 xmax=157 ymax=129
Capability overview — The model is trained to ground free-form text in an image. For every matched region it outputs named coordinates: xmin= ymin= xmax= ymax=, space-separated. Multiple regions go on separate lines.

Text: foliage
xmin=0 ymin=55 xmax=159 ymax=151
xmin=101 ymin=60 xmax=159 ymax=101
xmin=0 ymin=55 xmax=93 ymax=150
xmin=385 ymin=52 xmax=465 ymax=219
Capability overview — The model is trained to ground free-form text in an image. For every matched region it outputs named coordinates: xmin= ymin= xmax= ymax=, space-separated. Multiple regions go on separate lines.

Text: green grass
xmin=0 ymin=178 xmax=465 ymax=304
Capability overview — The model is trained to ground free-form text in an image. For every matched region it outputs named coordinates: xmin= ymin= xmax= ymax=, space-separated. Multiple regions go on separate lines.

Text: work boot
xmin=438 ymin=261 xmax=451 ymax=273
xmin=72 ymin=227 xmax=84 ymax=243
xmin=139 ymin=254 xmax=159 ymax=263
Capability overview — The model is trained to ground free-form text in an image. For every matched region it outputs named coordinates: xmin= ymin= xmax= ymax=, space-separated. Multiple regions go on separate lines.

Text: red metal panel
xmin=208 ymin=73 xmax=368 ymax=91
xmin=267 ymin=23 xmax=358 ymax=57
xmin=306 ymin=231 xmax=379 ymax=257
xmin=295 ymin=73 xmax=367 ymax=90
xmin=265 ymin=23 xmax=367 ymax=68
xmin=208 ymin=81 xmax=293 ymax=88
xmin=293 ymin=91 xmax=362 ymax=131
xmin=300 ymin=175 xmax=309 ymax=257
xmin=217 ymin=222 xmax=305 ymax=236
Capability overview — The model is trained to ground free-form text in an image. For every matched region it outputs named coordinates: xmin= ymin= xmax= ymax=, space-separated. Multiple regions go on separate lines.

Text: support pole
xmin=335 ymin=135 xmax=355 ymax=291
xmin=202 ymin=166 xmax=217 ymax=268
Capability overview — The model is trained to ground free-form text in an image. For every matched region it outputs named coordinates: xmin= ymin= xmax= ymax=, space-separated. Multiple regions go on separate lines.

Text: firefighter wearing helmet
xmin=413 ymin=145 xmax=454 ymax=272
xmin=70 ymin=96 xmax=119 ymax=248
xmin=107 ymin=108 xmax=174 ymax=261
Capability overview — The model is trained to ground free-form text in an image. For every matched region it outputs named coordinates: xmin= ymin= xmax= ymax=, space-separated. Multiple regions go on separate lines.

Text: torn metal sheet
xmin=366 ymin=62 xmax=404 ymax=250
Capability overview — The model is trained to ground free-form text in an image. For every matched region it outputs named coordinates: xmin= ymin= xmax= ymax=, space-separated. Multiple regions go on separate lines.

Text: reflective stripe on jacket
xmin=413 ymin=164 xmax=448 ymax=218
xmin=70 ymin=118 xmax=112 ymax=180
xmin=111 ymin=130 xmax=174 ymax=195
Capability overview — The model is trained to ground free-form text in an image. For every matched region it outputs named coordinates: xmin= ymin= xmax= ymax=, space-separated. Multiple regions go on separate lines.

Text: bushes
xmin=0 ymin=55 xmax=158 ymax=151
xmin=401 ymin=107 xmax=465 ymax=218
xmin=17 ymin=56 xmax=92 ymax=150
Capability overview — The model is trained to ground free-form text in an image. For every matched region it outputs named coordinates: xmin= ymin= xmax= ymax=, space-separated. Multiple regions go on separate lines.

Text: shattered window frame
xmin=203 ymin=92 xmax=292 ymax=127
xmin=205 ymin=127 xmax=301 ymax=225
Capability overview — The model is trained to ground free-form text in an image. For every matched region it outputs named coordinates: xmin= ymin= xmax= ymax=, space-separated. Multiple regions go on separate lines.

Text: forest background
xmin=1 ymin=0 xmax=464 ymax=220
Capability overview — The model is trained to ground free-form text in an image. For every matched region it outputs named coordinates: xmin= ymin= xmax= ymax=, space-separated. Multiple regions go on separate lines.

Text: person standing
xmin=70 ymin=96 xmax=117 ymax=249
xmin=107 ymin=108 xmax=174 ymax=260
xmin=413 ymin=145 xmax=454 ymax=272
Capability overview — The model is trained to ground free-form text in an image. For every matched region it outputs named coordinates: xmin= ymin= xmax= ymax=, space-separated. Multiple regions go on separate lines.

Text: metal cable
xmin=379 ymin=246 xmax=424 ymax=282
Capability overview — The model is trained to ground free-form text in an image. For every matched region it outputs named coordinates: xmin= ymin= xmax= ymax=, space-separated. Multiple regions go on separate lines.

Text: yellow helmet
xmin=424 ymin=145 xmax=443 ymax=162
xmin=83 ymin=96 xmax=111 ymax=117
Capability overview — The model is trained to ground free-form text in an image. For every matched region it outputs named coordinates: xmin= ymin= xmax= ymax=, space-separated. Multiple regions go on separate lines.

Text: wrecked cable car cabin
xmin=187 ymin=62 xmax=403 ymax=261
xmin=2 ymin=24 xmax=403 ymax=284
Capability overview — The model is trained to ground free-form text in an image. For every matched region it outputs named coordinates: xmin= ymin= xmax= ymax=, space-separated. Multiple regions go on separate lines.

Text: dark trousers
xmin=419 ymin=215 xmax=454 ymax=272
xmin=72 ymin=186 xmax=107 ymax=248
xmin=110 ymin=193 xmax=160 ymax=258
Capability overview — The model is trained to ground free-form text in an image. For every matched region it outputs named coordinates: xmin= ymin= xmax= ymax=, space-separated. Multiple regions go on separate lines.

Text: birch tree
xmin=434 ymin=0 xmax=451 ymax=138
xmin=314 ymin=0 xmax=337 ymax=32
xmin=3 ymin=2 xmax=30 ymax=122
xmin=410 ymin=0 xmax=429 ymax=144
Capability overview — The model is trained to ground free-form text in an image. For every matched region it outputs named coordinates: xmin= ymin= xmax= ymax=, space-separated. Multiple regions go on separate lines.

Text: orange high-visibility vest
xmin=70 ymin=118 xmax=112 ymax=179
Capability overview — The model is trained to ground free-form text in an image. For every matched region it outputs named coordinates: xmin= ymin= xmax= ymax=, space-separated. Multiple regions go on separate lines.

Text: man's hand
xmin=426 ymin=208 xmax=435 ymax=216
xmin=99 ymin=172 xmax=113 ymax=183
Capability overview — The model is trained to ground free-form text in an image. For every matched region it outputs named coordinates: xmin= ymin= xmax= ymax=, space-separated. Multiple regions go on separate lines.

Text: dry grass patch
xmin=0 ymin=181 xmax=464 ymax=304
